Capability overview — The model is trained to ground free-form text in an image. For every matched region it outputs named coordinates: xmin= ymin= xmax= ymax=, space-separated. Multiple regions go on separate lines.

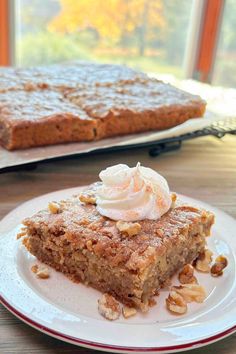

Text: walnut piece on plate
xmin=122 ymin=306 xmax=137 ymax=319
xmin=195 ymin=249 xmax=213 ymax=272
xmin=172 ymin=284 xmax=206 ymax=303
xmin=166 ymin=291 xmax=187 ymax=314
xmin=179 ymin=264 xmax=198 ymax=284
xmin=211 ymin=255 xmax=228 ymax=277
xmin=31 ymin=264 xmax=50 ymax=279
xmin=98 ymin=293 xmax=121 ymax=320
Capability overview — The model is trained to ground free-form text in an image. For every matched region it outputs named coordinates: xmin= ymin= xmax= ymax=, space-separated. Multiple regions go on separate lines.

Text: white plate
xmin=0 ymin=187 xmax=236 ymax=353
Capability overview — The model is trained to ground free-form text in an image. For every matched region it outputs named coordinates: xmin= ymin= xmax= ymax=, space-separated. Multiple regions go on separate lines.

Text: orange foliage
xmin=49 ymin=0 xmax=166 ymax=45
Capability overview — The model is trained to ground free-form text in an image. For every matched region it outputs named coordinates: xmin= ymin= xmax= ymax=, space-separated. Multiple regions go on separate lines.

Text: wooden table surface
xmin=0 ymin=134 xmax=236 ymax=354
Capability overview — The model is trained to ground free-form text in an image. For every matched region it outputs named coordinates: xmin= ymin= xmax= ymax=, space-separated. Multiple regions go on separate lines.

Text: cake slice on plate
xmin=20 ymin=164 xmax=214 ymax=312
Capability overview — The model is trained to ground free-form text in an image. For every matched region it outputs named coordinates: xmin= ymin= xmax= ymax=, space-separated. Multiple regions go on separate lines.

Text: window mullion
xmin=184 ymin=0 xmax=225 ymax=83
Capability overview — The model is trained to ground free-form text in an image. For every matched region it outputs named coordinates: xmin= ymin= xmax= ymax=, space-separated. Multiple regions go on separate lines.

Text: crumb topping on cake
xmin=116 ymin=220 xmax=141 ymax=237
xmin=22 ymin=183 xmax=214 ymax=273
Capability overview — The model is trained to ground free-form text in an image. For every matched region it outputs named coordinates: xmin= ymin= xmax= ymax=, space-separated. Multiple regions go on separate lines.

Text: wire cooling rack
xmin=148 ymin=116 xmax=236 ymax=156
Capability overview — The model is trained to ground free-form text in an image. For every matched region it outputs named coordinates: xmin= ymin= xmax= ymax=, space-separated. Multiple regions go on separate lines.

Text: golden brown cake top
xmin=0 ymin=62 xmax=205 ymax=130
xmin=65 ymin=79 xmax=205 ymax=118
xmin=0 ymin=63 xmax=147 ymax=93
xmin=0 ymin=67 xmax=23 ymax=93
xmin=0 ymin=90 xmax=94 ymax=125
xmin=0 ymin=64 xmax=205 ymax=127
xmin=23 ymin=184 xmax=214 ymax=272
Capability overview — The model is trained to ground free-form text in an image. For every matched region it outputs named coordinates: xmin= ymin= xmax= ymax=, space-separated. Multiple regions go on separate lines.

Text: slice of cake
xmin=0 ymin=90 xmax=97 ymax=150
xmin=20 ymin=164 xmax=214 ymax=311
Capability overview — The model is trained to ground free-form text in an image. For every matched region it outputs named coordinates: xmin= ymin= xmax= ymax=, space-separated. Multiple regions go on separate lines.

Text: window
xmin=212 ymin=0 xmax=236 ymax=87
xmin=15 ymin=0 xmax=193 ymax=79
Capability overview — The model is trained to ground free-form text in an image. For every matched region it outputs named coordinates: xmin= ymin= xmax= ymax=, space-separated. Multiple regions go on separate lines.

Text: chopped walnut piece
xmin=216 ymin=255 xmax=228 ymax=266
xmin=172 ymin=284 xmax=206 ymax=303
xmin=148 ymin=298 xmax=157 ymax=307
xmin=48 ymin=201 xmax=61 ymax=214
xmin=79 ymin=192 xmax=96 ymax=205
xmin=179 ymin=264 xmax=198 ymax=284
xmin=122 ymin=306 xmax=137 ymax=318
xmin=171 ymin=193 xmax=177 ymax=208
xmin=16 ymin=227 xmax=27 ymax=239
xmin=86 ymin=240 xmax=93 ymax=251
xmin=31 ymin=264 xmax=38 ymax=274
xmin=32 ymin=264 xmax=50 ymax=279
xmin=195 ymin=249 xmax=213 ymax=272
xmin=211 ymin=255 xmax=228 ymax=277
xmin=36 ymin=266 xmax=50 ymax=279
xmin=98 ymin=293 xmax=121 ymax=321
xmin=166 ymin=291 xmax=187 ymax=314
xmin=116 ymin=220 xmax=141 ymax=237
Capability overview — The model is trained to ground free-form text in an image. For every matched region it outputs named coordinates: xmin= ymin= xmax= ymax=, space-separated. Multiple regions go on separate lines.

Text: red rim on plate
xmin=1 ymin=295 xmax=236 ymax=353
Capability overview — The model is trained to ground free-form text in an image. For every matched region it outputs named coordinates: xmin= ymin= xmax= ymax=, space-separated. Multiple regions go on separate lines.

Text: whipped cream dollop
xmin=96 ymin=163 xmax=172 ymax=221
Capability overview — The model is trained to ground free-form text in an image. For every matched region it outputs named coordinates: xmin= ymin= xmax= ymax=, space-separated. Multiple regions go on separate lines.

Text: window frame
xmin=0 ymin=0 xmax=10 ymax=66
xmin=184 ymin=0 xmax=225 ymax=82
xmin=0 ymin=0 xmax=15 ymax=66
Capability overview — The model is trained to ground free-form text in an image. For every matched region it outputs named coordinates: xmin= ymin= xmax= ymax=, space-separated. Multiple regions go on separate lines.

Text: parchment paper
xmin=0 ymin=111 xmax=224 ymax=171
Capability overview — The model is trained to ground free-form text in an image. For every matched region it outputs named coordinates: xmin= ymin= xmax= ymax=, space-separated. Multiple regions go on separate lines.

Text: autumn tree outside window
xmin=0 ymin=0 xmax=231 ymax=86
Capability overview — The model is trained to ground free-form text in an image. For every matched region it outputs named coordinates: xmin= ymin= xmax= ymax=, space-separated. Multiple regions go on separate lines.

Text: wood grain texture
xmin=0 ymin=134 xmax=236 ymax=354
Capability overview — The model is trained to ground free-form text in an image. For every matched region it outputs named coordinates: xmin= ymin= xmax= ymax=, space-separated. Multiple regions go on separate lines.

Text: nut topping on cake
xmin=116 ymin=220 xmax=141 ymax=237
xmin=171 ymin=193 xmax=177 ymax=208
xmin=48 ymin=201 xmax=61 ymax=214
xmin=79 ymin=192 xmax=96 ymax=205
